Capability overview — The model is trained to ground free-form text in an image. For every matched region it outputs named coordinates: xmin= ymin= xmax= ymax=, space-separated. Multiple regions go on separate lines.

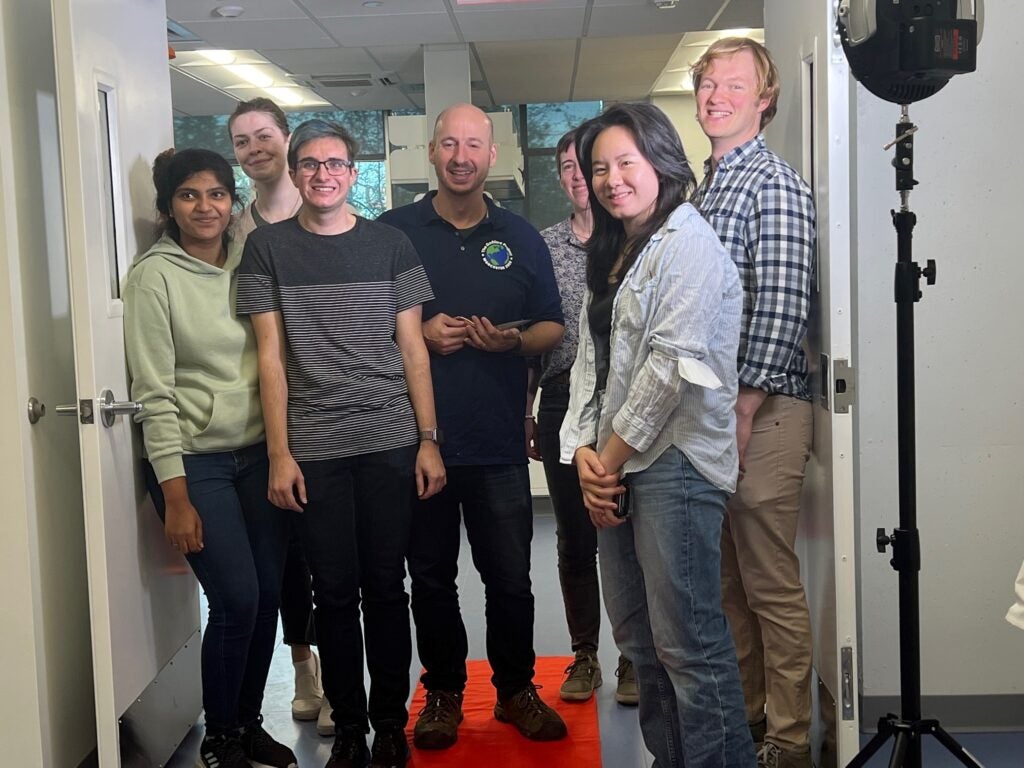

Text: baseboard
xmin=861 ymin=694 xmax=1024 ymax=731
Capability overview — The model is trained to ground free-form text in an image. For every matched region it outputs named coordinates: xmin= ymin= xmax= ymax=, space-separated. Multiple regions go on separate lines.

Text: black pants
xmin=408 ymin=464 xmax=536 ymax=699
xmin=538 ymin=383 xmax=602 ymax=652
xmin=279 ymin=523 xmax=315 ymax=646
xmin=297 ymin=444 xmax=417 ymax=732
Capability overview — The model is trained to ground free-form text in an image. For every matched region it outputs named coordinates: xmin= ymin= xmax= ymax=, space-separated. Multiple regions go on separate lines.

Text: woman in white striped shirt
xmin=559 ymin=102 xmax=754 ymax=768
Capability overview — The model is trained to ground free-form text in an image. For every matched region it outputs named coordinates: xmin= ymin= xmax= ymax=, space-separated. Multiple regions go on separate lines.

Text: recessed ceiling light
xmin=215 ymin=4 xmax=245 ymax=18
xmin=362 ymin=1 xmax=383 ymax=7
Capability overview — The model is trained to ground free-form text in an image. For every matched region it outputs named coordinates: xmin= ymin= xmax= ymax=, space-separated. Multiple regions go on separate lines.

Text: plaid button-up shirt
xmin=693 ymin=135 xmax=815 ymax=401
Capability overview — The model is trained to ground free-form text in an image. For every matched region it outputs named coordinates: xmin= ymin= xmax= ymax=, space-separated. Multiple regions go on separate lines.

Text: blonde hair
xmin=690 ymin=37 xmax=780 ymax=130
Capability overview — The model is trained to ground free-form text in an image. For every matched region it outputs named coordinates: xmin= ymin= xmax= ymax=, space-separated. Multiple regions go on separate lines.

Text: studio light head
xmin=837 ymin=0 xmax=983 ymax=104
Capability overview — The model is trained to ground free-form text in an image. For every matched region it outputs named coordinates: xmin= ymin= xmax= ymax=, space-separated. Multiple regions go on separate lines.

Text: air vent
xmin=306 ymin=74 xmax=399 ymax=89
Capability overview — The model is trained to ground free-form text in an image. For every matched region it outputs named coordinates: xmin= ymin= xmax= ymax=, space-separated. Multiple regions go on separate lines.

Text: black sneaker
xmin=196 ymin=731 xmax=249 ymax=768
xmin=369 ymin=725 xmax=410 ymax=768
xmin=494 ymin=685 xmax=568 ymax=741
xmin=238 ymin=717 xmax=297 ymax=768
xmin=412 ymin=690 xmax=464 ymax=750
xmin=326 ymin=727 xmax=370 ymax=768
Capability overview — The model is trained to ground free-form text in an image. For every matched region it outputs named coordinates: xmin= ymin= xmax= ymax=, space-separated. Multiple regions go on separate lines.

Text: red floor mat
xmin=405 ymin=656 xmax=603 ymax=767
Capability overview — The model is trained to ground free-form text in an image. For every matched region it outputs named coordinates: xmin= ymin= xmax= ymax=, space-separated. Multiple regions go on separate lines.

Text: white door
xmin=764 ymin=2 xmax=860 ymax=766
xmin=51 ymin=0 xmax=202 ymax=765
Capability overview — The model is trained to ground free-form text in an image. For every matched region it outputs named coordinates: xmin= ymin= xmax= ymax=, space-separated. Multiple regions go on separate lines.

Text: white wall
xmin=854 ymin=2 xmax=1024 ymax=704
xmin=651 ymin=93 xmax=711 ymax=184
xmin=0 ymin=0 xmax=96 ymax=765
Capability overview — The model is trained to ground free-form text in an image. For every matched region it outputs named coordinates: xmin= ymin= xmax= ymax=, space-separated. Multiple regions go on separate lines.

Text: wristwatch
xmin=419 ymin=427 xmax=444 ymax=445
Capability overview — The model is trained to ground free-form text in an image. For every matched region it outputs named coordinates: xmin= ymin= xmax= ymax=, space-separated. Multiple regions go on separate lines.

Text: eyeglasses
xmin=295 ymin=158 xmax=354 ymax=176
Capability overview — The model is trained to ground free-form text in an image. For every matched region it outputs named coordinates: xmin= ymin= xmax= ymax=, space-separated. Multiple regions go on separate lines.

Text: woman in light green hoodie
xmin=123 ymin=148 xmax=296 ymax=768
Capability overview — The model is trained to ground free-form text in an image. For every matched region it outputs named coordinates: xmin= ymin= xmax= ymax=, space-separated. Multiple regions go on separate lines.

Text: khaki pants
xmin=721 ymin=394 xmax=813 ymax=750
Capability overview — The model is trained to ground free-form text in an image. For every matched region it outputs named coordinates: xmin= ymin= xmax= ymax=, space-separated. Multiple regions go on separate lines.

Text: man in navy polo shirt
xmin=378 ymin=103 xmax=566 ymax=750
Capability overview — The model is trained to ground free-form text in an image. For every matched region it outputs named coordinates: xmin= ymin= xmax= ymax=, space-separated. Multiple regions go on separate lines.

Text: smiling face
xmin=589 ymin=125 xmax=660 ymax=237
xmin=429 ymin=104 xmax=496 ymax=199
xmin=558 ymin=143 xmax=590 ymax=214
xmin=170 ymin=170 xmax=233 ymax=253
xmin=289 ymin=136 xmax=357 ymax=215
xmin=695 ymin=48 xmax=770 ymax=159
xmin=231 ymin=110 xmax=289 ymax=184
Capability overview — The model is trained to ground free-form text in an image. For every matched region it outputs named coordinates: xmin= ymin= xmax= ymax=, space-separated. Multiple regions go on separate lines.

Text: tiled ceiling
xmin=166 ymin=0 xmax=763 ymax=115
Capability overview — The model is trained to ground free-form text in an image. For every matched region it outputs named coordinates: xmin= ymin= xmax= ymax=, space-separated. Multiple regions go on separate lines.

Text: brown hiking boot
xmin=560 ymin=649 xmax=603 ymax=702
xmin=494 ymin=685 xmax=568 ymax=741
xmin=412 ymin=690 xmax=463 ymax=750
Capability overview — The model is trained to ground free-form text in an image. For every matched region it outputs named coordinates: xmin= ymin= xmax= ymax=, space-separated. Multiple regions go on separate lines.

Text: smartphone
xmin=496 ymin=318 xmax=532 ymax=330
xmin=614 ymin=478 xmax=631 ymax=519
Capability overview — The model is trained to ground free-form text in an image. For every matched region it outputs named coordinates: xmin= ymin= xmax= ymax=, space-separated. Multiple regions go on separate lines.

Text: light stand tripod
xmin=846 ymin=106 xmax=983 ymax=768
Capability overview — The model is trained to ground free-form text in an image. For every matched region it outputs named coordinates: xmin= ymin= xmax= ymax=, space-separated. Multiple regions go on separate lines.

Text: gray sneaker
xmin=614 ymin=656 xmax=639 ymax=706
xmin=559 ymin=649 xmax=603 ymax=702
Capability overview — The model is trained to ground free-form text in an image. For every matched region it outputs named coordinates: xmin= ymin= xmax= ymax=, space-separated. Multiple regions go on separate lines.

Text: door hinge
xmin=833 ymin=358 xmax=856 ymax=413
xmin=841 ymin=646 xmax=855 ymax=720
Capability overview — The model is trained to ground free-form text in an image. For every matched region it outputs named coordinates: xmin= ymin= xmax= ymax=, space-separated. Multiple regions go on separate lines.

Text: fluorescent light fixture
xmin=198 ymin=49 xmax=235 ymax=65
xmin=264 ymin=87 xmax=304 ymax=106
xmin=172 ymin=49 xmax=332 ymax=108
xmin=226 ymin=64 xmax=273 ymax=88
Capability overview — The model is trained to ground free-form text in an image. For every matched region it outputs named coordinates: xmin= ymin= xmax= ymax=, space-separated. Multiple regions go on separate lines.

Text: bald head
xmin=433 ymin=103 xmax=493 ymax=144
xmin=429 ymin=102 xmax=497 ymax=200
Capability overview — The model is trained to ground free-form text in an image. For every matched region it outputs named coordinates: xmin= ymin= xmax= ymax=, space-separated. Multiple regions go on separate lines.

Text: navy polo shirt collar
xmin=414 ymin=190 xmax=508 ymax=231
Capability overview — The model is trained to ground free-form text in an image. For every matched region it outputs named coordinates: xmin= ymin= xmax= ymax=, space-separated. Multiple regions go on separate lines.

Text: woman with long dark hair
xmin=124 ymin=148 xmax=295 ymax=768
xmin=559 ymin=103 xmax=755 ymax=767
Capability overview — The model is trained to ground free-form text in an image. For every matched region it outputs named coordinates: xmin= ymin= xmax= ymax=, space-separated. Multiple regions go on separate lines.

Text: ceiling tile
xmin=475 ymin=40 xmax=574 ymax=104
xmin=455 ymin=9 xmax=585 ymax=41
xmin=302 ymin=0 xmax=449 ymax=14
xmin=261 ymin=47 xmax=378 ymax=77
xmin=169 ymin=69 xmax=241 ymax=116
xmin=711 ymin=0 xmax=764 ymax=30
xmin=363 ymin=45 xmax=423 ymax=74
xmin=319 ymin=14 xmax=460 ymax=46
xmin=587 ymin=0 xmax=722 ymax=37
xmin=182 ymin=19 xmax=336 ymax=49
xmin=166 ymin=0 xmax=307 ymax=22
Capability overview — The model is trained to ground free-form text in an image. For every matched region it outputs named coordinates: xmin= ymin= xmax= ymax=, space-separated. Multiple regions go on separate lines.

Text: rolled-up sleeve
xmin=612 ymin=226 xmax=727 ymax=453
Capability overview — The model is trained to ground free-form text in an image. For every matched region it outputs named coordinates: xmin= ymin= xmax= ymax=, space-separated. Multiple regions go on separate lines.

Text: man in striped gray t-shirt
xmin=236 ymin=118 xmax=445 ymax=767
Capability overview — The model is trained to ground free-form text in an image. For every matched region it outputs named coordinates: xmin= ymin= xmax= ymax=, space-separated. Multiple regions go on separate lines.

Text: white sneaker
xmin=291 ymin=652 xmax=324 ymax=721
xmin=316 ymin=699 xmax=334 ymax=737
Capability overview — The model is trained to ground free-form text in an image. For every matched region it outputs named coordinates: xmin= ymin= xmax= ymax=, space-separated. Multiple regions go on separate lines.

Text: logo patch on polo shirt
xmin=481 ymin=240 xmax=513 ymax=271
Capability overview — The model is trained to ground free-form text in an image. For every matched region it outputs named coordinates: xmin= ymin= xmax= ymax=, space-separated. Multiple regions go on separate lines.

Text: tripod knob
xmin=876 ymin=527 xmax=892 ymax=553
xmin=922 ymin=259 xmax=937 ymax=285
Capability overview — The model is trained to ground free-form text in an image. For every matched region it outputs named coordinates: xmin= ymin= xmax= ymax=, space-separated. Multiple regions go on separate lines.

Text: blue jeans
xmin=145 ymin=443 xmax=290 ymax=734
xmin=408 ymin=464 xmax=535 ymax=698
xmin=297 ymin=444 xmax=417 ymax=732
xmin=599 ymin=447 xmax=755 ymax=768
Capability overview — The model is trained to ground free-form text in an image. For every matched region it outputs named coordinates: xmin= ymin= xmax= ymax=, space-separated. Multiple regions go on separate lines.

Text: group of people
xmin=124 ymin=35 xmax=816 ymax=768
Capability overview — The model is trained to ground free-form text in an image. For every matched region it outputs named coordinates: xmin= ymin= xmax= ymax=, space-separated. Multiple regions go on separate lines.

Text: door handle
xmin=54 ymin=390 xmax=141 ymax=427
xmin=98 ymin=389 xmax=143 ymax=427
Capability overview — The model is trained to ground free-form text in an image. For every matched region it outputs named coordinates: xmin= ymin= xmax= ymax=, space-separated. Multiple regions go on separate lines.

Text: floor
xmin=167 ymin=513 xmax=1023 ymax=768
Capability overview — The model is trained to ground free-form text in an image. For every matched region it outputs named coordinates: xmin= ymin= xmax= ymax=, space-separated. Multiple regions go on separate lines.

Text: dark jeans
xmin=538 ymin=382 xmax=601 ymax=652
xmin=408 ymin=464 xmax=535 ymax=700
xmin=297 ymin=444 xmax=417 ymax=732
xmin=279 ymin=523 xmax=316 ymax=646
xmin=144 ymin=443 xmax=290 ymax=734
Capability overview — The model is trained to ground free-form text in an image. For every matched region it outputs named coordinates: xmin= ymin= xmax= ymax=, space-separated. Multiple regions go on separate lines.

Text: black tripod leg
xmin=847 ymin=717 xmax=895 ymax=768
xmin=888 ymin=730 xmax=911 ymax=768
xmin=929 ymin=726 xmax=986 ymax=767
xmin=846 ymin=731 xmax=891 ymax=767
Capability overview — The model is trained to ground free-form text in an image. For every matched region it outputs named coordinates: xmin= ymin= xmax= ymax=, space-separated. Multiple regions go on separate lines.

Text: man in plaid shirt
xmin=690 ymin=38 xmax=816 ymax=768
